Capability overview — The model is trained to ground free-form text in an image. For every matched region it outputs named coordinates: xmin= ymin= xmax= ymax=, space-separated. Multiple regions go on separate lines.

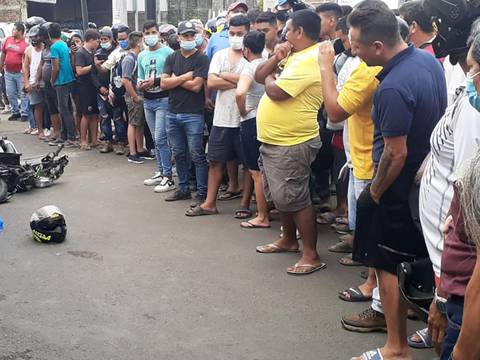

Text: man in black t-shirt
xmin=75 ymin=29 xmax=100 ymax=150
xmin=161 ymin=21 xmax=210 ymax=204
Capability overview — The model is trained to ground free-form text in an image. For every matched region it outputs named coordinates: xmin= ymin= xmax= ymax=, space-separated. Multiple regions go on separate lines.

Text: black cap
xmin=177 ymin=21 xmax=197 ymax=35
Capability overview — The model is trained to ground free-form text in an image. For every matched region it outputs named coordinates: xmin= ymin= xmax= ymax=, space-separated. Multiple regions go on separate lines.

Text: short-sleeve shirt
xmin=163 ymin=50 xmax=210 ymax=114
xmin=1 ymin=36 xmax=27 ymax=73
xmin=40 ymin=47 xmax=53 ymax=88
xmin=257 ymin=44 xmax=322 ymax=146
xmin=74 ymin=47 xmax=94 ymax=86
xmin=372 ymin=44 xmax=447 ymax=168
xmin=240 ymin=58 xmax=265 ymax=121
xmin=121 ymin=51 xmax=139 ymax=94
xmin=209 ymin=48 xmax=247 ymax=128
xmin=337 ymin=62 xmax=381 ymax=180
xmin=138 ymin=46 xmax=173 ymax=99
xmin=50 ymin=40 xmax=75 ymax=86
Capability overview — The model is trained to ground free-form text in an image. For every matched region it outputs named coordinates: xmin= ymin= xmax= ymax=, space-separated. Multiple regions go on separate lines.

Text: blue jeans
xmin=166 ymin=112 xmax=208 ymax=197
xmin=98 ymin=94 xmax=127 ymax=143
xmin=4 ymin=71 xmax=29 ymax=116
xmin=144 ymin=98 xmax=172 ymax=177
xmin=348 ymin=169 xmax=370 ymax=230
xmin=440 ymin=296 xmax=464 ymax=360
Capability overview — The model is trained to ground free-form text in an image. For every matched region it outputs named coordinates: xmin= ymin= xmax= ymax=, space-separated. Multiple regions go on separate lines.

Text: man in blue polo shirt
xmin=346 ymin=1 xmax=447 ymax=360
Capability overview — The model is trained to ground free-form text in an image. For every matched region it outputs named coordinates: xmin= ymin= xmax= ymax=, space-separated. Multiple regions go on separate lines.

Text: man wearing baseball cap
xmin=206 ymin=0 xmax=249 ymax=59
xmin=160 ymin=21 xmax=210 ymax=203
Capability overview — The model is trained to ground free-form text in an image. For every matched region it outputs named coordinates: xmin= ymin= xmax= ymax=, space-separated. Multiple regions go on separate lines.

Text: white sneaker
xmin=31 ymin=129 xmax=39 ymax=135
xmin=1 ymin=105 xmax=11 ymax=114
xmin=144 ymin=172 xmax=163 ymax=186
xmin=154 ymin=177 xmax=176 ymax=193
xmin=44 ymin=129 xmax=51 ymax=137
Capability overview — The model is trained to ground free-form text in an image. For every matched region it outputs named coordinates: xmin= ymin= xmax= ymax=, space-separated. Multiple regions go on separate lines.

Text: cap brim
xmin=229 ymin=4 xmax=248 ymax=12
xmin=178 ymin=29 xmax=197 ymax=35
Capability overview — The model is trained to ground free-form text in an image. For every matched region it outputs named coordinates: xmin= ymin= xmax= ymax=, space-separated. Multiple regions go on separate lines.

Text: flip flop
xmin=256 ymin=243 xmax=300 ymax=253
xmin=335 ymin=216 xmax=349 ymax=225
xmin=185 ymin=205 xmax=218 ymax=217
xmin=339 ymin=286 xmax=372 ymax=302
xmin=352 ymin=348 xmax=384 ymax=360
xmin=328 ymin=240 xmax=353 ymax=253
xmin=234 ymin=207 xmax=252 ymax=219
xmin=240 ymin=220 xmax=271 ymax=229
xmin=287 ymin=262 xmax=327 ymax=275
xmin=408 ymin=328 xmax=433 ymax=349
xmin=340 ymin=255 xmax=363 ymax=267
xmin=218 ymin=190 xmax=242 ymax=201
xmin=316 ymin=211 xmax=337 ymax=224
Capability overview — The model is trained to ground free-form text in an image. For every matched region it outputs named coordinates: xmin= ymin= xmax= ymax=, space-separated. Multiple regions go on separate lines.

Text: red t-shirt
xmin=2 ymin=36 xmax=28 ymax=73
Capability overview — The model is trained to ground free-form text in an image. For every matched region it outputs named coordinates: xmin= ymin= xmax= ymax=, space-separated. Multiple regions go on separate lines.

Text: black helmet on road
xmin=30 ymin=205 xmax=67 ymax=244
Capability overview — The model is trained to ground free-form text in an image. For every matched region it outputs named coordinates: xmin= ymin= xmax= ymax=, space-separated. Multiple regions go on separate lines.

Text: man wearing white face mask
xmin=186 ymin=15 xmax=250 ymax=217
xmin=138 ymin=21 xmax=175 ymax=192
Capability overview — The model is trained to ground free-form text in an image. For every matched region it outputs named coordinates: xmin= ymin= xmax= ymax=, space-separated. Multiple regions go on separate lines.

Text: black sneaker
xmin=20 ymin=116 xmax=28 ymax=122
xmin=127 ymin=154 xmax=144 ymax=164
xmin=138 ymin=151 xmax=155 ymax=160
xmin=7 ymin=113 xmax=20 ymax=121
xmin=165 ymin=190 xmax=191 ymax=202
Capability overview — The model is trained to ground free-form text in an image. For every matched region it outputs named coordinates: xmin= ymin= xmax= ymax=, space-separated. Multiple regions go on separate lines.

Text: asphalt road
xmin=0 ymin=118 xmax=436 ymax=360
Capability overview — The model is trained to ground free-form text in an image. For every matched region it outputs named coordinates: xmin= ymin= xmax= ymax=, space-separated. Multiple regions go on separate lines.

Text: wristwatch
xmin=435 ymin=288 xmax=448 ymax=315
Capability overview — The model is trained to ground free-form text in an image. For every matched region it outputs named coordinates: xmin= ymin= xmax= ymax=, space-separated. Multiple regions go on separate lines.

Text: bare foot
xmin=351 ymin=346 xmax=412 ymax=360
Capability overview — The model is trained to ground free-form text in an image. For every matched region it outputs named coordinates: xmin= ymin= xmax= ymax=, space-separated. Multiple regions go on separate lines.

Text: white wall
xmin=127 ymin=0 xmax=145 ymax=11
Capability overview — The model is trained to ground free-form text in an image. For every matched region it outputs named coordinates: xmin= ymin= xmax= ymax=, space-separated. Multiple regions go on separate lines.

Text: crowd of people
xmin=2 ymin=0 xmax=480 ymax=359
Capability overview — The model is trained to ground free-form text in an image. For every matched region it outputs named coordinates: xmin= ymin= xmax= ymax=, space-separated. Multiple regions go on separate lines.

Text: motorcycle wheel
xmin=0 ymin=179 xmax=9 ymax=203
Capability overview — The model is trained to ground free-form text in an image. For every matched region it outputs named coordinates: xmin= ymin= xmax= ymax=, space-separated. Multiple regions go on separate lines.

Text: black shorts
xmin=207 ymin=126 xmax=242 ymax=163
xmin=240 ymin=118 xmax=260 ymax=171
xmin=77 ymin=83 xmax=99 ymax=116
xmin=42 ymin=85 xmax=59 ymax=115
xmin=352 ymin=169 xmax=428 ymax=274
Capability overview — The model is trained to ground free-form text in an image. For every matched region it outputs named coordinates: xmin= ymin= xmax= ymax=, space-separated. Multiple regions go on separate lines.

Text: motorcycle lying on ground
xmin=0 ymin=137 xmax=69 ymax=203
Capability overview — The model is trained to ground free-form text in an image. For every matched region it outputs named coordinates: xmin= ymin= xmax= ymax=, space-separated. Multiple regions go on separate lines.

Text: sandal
xmin=240 ymin=220 xmax=270 ymax=229
xmin=287 ymin=262 xmax=327 ymax=275
xmin=24 ymin=128 xmax=33 ymax=134
xmin=407 ymin=328 xmax=433 ymax=349
xmin=339 ymin=286 xmax=372 ymax=302
xmin=335 ymin=216 xmax=349 ymax=225
xmin=218 ymin=190 xmax=242 ymax=201
xmin=80 ymin=144 xmax=91 ymax=151
xmin=316 ymin=211 xmax=337 ymax=224
xmin=185 ymin=205 xmax=218 ymax=217
xmin=339 ymin=254 xmax=363 ymax=267
xmin=256 ymin=243 xmax=300 ymax=253
xmin=328 ymin=241 xmax=353 ymax=253
xmin=353 ymin=348 xmax=384 ymax=360
xmin=234 ymin=207 xmax=252 ymax=219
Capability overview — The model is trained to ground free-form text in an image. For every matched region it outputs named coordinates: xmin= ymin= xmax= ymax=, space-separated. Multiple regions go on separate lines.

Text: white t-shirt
xmin=420 ymin=88 xmax=480 ymax=278
xmin=209 ymin=48 xmax=247 ymax=128
xmin=240 ymin=58 xmax=265 ymax=122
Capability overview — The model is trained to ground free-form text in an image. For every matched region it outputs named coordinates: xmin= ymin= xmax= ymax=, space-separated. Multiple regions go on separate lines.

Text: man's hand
xmin=428 ymin=300 xmax=447 ymax=351
xmin=370 ymin=187 xmax=381 ymax=204
xmin=139 ymin=78 xmax=155 ymax=90
xmin=24 ymin=83 xmax=31 ymax=93
xmin=318 ymin=40 xmax=335 ymax=71
xmin=94 ymin=57 xmax=105 ymax=66
xmin=182 ymin=71 xmax=194 ymax=82
xmin=273 ymin=42 xmax=292 ymax=62
xmin=133 ymin=95 xmax=141 ymax=104
xmin=205 ymin=98 xmax=215 ymax=111
xmin=99 ymin=86 xmax=109 ymax=96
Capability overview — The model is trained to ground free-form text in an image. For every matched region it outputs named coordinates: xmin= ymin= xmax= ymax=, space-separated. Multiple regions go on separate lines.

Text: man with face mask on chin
xmin=186 ymin=15 xmax=250 ymax=217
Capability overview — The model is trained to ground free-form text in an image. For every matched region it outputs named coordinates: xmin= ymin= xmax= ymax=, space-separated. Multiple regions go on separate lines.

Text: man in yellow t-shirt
xmin=319 ymin=40 xmax=382 ymax=315
xmin=255 ymin=10 xmax=324 ymax=276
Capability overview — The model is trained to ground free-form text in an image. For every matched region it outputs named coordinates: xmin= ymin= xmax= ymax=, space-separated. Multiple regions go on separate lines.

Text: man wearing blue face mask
xmin=161 ymin=21 xmax=210 ymax=203
xmin=138 ymin=21 xmax=175 ymax=192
